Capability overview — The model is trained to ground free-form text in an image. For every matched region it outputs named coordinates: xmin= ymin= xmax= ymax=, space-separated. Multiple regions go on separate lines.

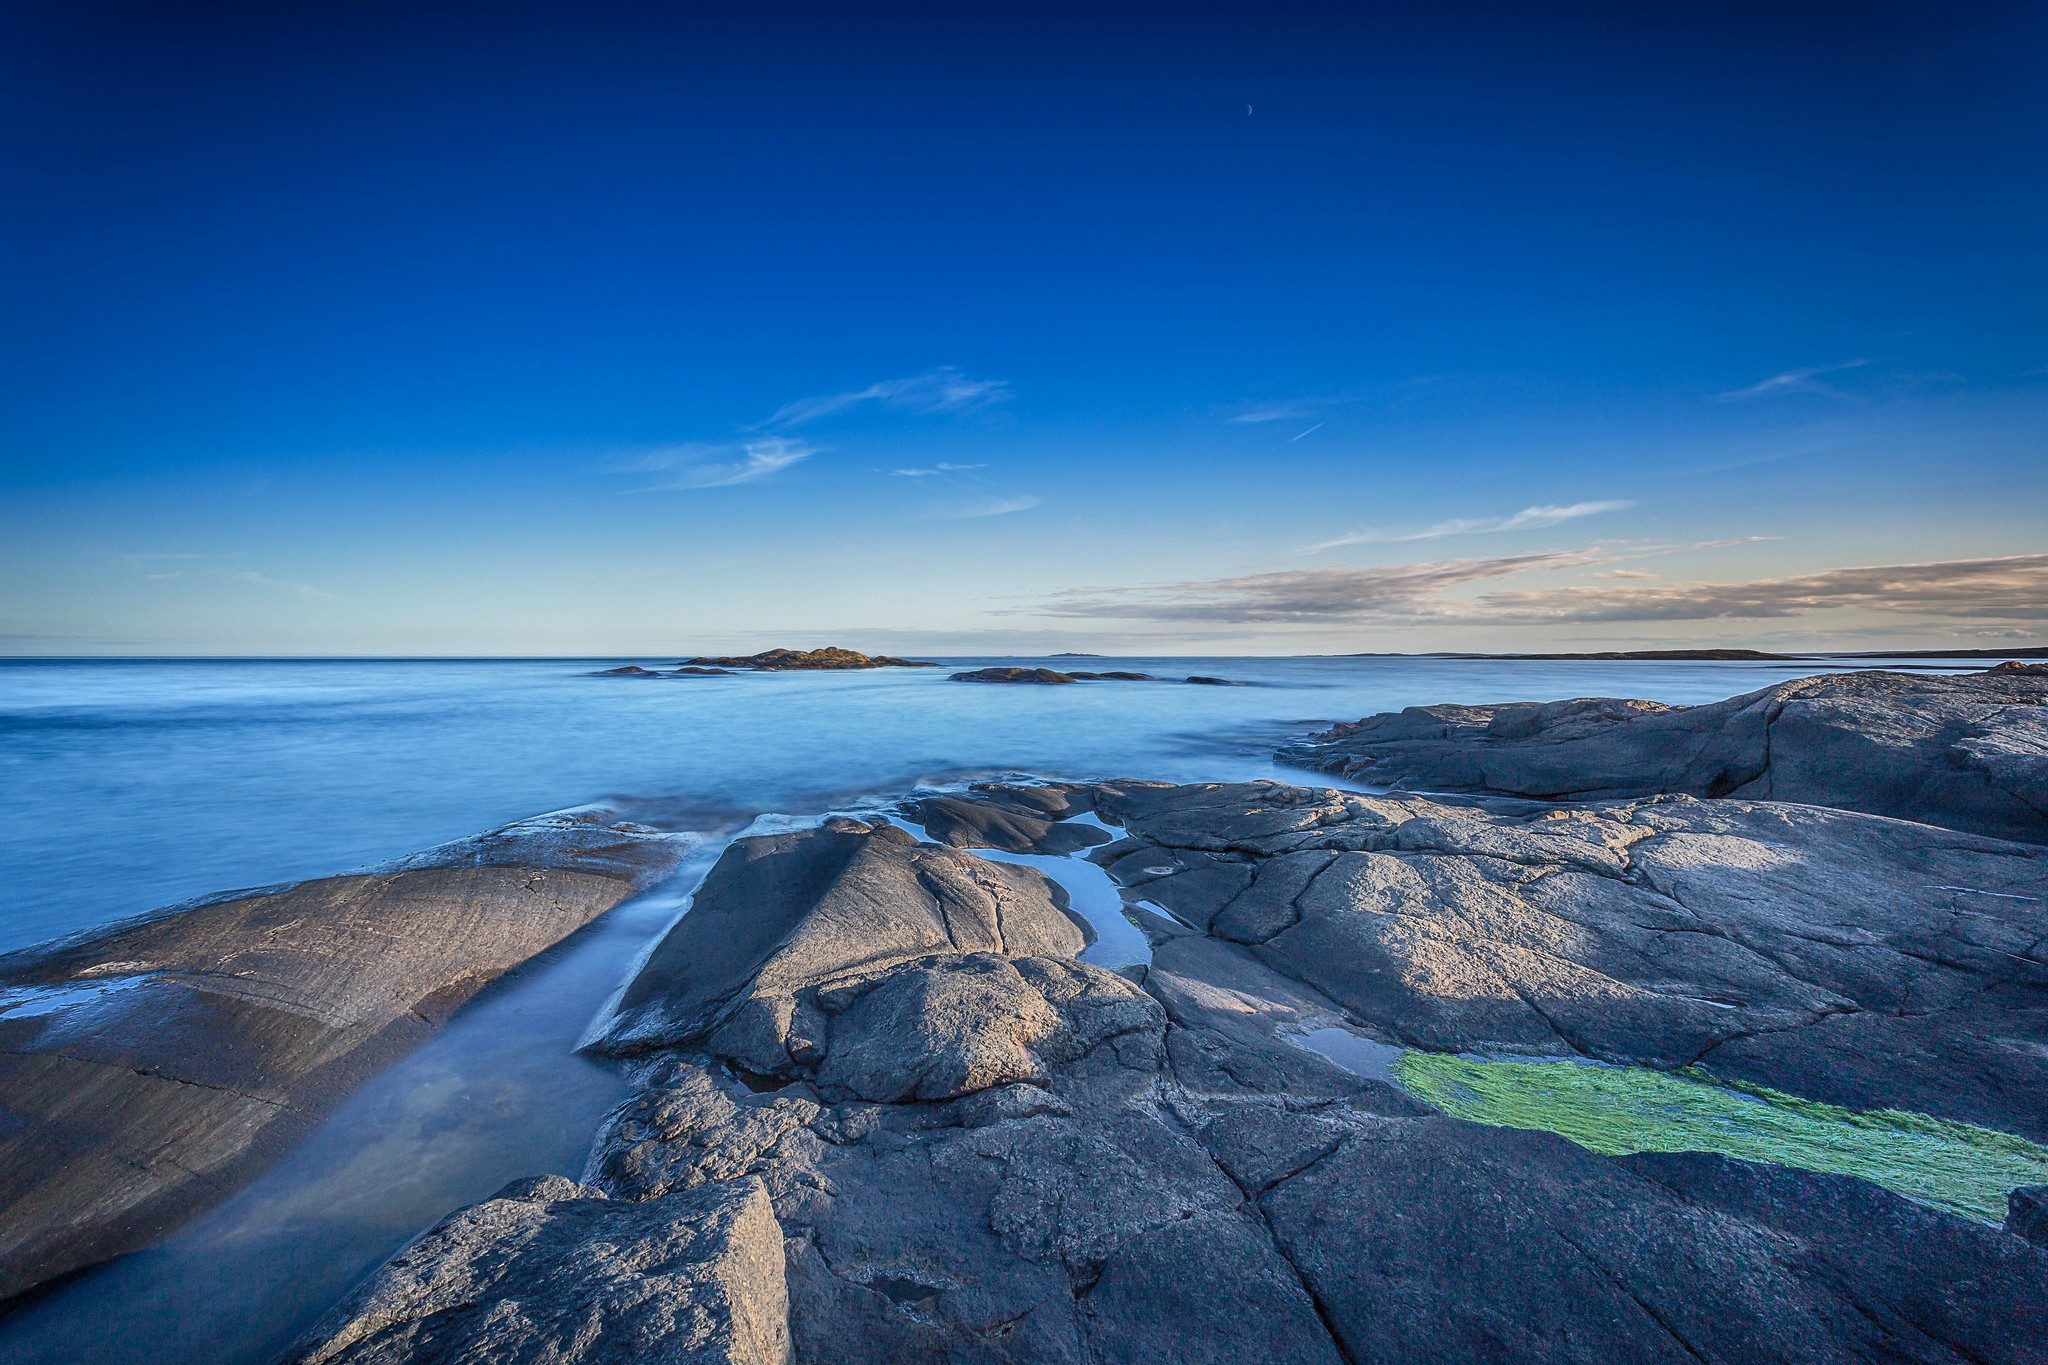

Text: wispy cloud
xmin=1045 ymin=549 xmax=1613 ymax=622
xmin=236 ymin=571 xmax=343 ymax=599
xmin=1307 ymin=500 xmax=1634 ymax=552
xmin=1474 ymin=554 xmax=2048 ymax=624
xmin=1718 ymin=359 xmax=1868 ymax=402
xmin=123 ymin=551 xmax=240 ymax=581
xmin=762 ymin=367 xmax=1010 ymax=430
xmin=616 ymin=368 xmax=1006 ymax=494
xmin=1042 ymin=551 xmax=2048 ymax=627
xmin=619 ymin=438 xmax=817 ymax=490
xmin=891 ymin=462 xmax=988 ymax=478
xmin=938 ymin=494 xmax=1042 ymax=519
xmin=1229 ymin=405 xmax=1310 ymax=425
xmin=111 ymin=553 xmax=340 ymax=599
xmin=1225 ymin=378 xmax=1445 ymax=427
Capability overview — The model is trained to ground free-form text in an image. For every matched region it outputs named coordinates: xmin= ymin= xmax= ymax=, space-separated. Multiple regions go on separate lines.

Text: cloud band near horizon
xmin=1041 ymin=552 xmax=2048 ymax=627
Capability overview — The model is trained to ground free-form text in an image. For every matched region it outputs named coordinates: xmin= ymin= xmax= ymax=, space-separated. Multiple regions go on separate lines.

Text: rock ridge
xmin=1278 ymin=666 xmax=2048 ymax=844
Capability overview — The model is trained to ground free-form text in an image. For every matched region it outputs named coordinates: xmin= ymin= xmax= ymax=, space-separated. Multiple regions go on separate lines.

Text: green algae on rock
xmin=1392 ymin=1051 xmax=2048 ymax=1223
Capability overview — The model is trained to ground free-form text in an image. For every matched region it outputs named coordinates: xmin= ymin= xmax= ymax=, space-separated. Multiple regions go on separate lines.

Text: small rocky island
xmin=680 ymin=647 xmax=937 ymax=671
xmin=594 ymin=648 xmax=937 ymax=678
xmin=951 ymin=667 xmax=1248 ymax=686
xmin=4 ymin=665 xmax=2045 ymax=1362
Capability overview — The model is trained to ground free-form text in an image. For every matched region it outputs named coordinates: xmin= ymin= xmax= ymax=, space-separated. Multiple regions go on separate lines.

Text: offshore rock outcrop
xmin=595 ymin=664 xmax=733 ymax=676
xmin=0 ymin=810 xmax=688 ymax=1303
xmin=949 ymin=668 xmax=1246 ymax=686
xmin=678 ymin=647 xmax=935 ymax=671
xmin=1279 ymin=666 xmax=2048 ymax=844
xmin=296 ymin=781 xmax=2048 ymax=1363
xmin=950 ymin=668 xmax=1160 ymax=684
xmin=950 ymin=667 xmax=1083 ymax=684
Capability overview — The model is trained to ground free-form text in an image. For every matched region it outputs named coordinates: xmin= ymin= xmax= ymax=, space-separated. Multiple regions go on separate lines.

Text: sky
xmin=2 ymin=0 xmax=2044 ymax=657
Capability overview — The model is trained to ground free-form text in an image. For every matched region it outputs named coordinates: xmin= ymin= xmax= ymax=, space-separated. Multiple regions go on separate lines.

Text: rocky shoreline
xmin=1280 ymin=665 xmax=2048 ymax=845
xmin=0 ymin=809 xmax=690 ymax=1302
xmin=284 ymin=765 xmax=2048 ymax=1362
xmin=3 ymin=666 xmax=2045 ymax=1360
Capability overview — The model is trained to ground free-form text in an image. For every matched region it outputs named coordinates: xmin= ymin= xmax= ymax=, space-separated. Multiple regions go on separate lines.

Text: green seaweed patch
xmin=1392 ymin=1052 xmax=2048 ymax=1223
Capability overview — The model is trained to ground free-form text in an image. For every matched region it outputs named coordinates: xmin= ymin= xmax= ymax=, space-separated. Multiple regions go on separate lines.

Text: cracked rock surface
xmin=1278 ymin=667 xmax=2048 ymax=845
xmin=0 ymin=810 xmax=688 ymax=1303
xmin=299 ymin=797 xmax=2048 ymax=1362
xmin=1092 ymin=778 xmax=2048 ymax=1140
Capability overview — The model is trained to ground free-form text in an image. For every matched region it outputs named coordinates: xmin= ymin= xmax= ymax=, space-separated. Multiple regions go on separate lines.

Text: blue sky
xmin=2 ymin=1 xmax=2044 ymax=655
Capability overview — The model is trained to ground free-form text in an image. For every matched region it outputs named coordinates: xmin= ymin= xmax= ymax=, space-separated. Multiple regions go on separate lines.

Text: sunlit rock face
xmin=1280 ymin=666 xmax=2048 ymax=845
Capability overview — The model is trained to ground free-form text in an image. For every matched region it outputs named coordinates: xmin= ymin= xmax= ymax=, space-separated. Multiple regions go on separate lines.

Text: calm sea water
xmin=0 ymin=652 xmax=1983 ymax=1362
xmin=0 ymin=653 xmax=1907 ymax=952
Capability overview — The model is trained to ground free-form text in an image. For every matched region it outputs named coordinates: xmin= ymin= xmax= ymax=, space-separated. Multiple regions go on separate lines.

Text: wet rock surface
xmin=1280 ymin=667 xmax=2048 ymax=844
xmin=0 ymin=811 xmax=687 ymax=1302
xmin=300 ymin=780 xmax=2048 ymax=1362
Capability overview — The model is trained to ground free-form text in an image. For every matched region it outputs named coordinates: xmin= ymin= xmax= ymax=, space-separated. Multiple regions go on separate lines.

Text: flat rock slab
xmin=0 ymin=810 xmax=687 ymax=1302
xmin=1280 ymin=667 xmax=2048 ymax=844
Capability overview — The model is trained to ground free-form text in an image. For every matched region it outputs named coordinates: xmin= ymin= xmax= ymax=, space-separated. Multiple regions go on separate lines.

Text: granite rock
xmin=285 ymin=1175 xmax=790 ymax=1364
xmin=0 ymin=810 xmax=686 ymax=1303
xmin=1280 ymin=667 xmax=2048 ymax=844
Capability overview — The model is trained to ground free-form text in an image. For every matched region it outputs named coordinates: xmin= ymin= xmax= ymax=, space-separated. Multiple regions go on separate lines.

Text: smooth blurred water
xmin=0 ymin=653 xmax=1910 ymax=952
